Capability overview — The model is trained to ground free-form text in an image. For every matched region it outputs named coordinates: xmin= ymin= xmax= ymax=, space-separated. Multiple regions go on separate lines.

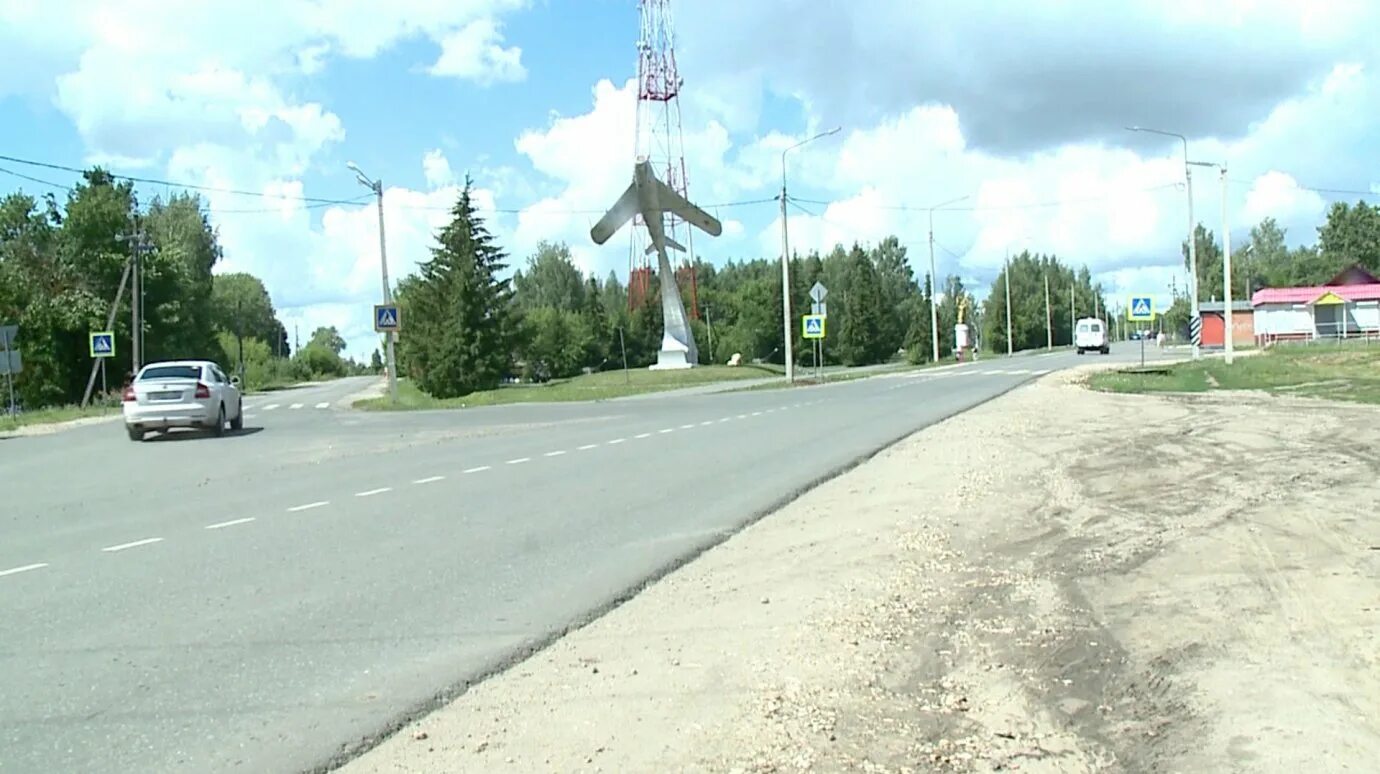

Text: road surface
xmin=0 ymin=346 xmax=1175 ymax=773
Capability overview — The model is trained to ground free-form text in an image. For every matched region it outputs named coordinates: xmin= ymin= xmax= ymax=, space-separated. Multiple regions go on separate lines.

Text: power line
xmin=792 ymin=182 xmax=1183 ymax=213
xmin=0 ymin=153 xmax=363 ymax=205
xmin=1226 ymin=177 xmax=1378 ymax=197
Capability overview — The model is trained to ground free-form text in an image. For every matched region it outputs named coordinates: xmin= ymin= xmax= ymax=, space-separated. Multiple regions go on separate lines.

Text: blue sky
xmin=3 ymin=0 xmax=1378 ymax=358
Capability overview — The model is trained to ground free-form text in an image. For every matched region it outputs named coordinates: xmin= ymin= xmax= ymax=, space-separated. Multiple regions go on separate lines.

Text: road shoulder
xmin=339 ymin=366 xmax=1380 ymax=773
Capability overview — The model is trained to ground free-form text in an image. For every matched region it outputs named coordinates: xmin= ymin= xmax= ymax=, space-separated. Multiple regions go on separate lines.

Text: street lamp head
xmin=346 ymin=160 xmax=360 ymax=172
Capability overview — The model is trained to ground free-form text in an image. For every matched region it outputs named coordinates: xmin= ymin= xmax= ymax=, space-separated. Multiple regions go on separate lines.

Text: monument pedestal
xmin=649 ymin=332 xmax=696 ymax=370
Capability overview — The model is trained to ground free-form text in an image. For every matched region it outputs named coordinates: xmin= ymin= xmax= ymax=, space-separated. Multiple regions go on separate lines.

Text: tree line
xmin=393 ymin=180 xmax=1115 ymax=399
xmin=1158 ymin=200 xmax=1380 ymax=337
xmin=0 ymin=170 xmax=375 ymax=411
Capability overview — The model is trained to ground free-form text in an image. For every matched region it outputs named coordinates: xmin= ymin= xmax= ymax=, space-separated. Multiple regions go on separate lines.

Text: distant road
xmin=0 ymin=344 xmax=1175 ymax=773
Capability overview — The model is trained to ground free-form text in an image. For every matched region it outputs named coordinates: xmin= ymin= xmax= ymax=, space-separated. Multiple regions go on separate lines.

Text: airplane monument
xmin=591 ymin=159 xmax=722 ymax=369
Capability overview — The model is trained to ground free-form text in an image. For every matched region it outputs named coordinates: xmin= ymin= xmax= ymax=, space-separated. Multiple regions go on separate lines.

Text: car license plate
xmin=154 ymin=391 xmax=180 ymax=400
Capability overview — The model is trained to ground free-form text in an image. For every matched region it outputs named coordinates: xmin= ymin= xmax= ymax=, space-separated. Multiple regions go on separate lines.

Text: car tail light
xmin=122 ymin=386 xmax=136 ymax=402
xmin=194 ymin=382 xmax=211 ymax=399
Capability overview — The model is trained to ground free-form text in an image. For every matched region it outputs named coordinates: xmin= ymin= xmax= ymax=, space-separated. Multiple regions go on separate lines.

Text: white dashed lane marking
xmin=506 ymin=457 xmax=531 ymax=465
xmin=680 ymin=424 xmax=695 ymax=429
xmin=355 ymin=487 xmax=392 ymax=497
xmin=413 ymin=475 xmax=446 ymax=484
xmin=544 ymin=450 xmax=567 ymax=457
xmin=290 ymin=403 xmax=304 ymax=410
xmin=205 ymin=517 xmax=255 ymax=530
xmin=658 ymin=428 xmax=675 ymax=434
xmin=577 ymin=444 xmax=598 ymax=451
xmin=287 ymin=501 xmax=329 ymax=512
xmin=463 ymin=465 xmax=491 ymax=474
xmin=264 ymin=404 xmax=280 ymax=411
xmin=315 ymin=402 xmax=330 ymax=409
xmin=0 ymin=563 xmax=48 ymax=578
xmin=102 ymin=537 xmax=163 ymax=553
xmin=634 ymin=432 xmax=652 ymax=439
xmin=606 ymin=439 xmax=625 ymax=445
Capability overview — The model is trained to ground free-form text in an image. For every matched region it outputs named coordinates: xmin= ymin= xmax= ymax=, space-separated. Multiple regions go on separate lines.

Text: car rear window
xmin=1090 ymin=323 xmax=1102 ymax=332
xmin=139 ymin=365 xmax=202 ymax=381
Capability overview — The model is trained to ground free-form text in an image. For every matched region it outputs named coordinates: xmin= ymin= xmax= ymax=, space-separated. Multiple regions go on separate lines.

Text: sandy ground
xmin=339 ymin=366 xmax=1380 ymax=773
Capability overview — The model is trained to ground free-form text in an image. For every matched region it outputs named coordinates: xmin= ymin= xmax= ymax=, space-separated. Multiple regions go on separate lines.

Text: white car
xmin=122 ymin=360 xmax=243 ymax=441
xmin=1074 ymin=317 xmax=1110 ymax=355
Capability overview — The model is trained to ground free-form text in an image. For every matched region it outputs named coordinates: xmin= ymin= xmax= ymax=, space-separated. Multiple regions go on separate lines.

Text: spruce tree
xmin=407 ymin=178 xmax=517 ymax=398
xmin=836 ymin=244 xmax=890 ymax=365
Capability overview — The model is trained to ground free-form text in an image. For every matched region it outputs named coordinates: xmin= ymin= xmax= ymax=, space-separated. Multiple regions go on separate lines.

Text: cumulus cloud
xmin=428 ymin=17 xmax=526 ymax=84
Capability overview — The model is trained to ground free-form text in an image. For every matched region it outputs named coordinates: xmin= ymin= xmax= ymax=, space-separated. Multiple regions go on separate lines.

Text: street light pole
xmin=1220 ymin=164 xmax=1233 ymax=365
xmin=1128 ymin=126 xmax=1199 ymax=359
xmin=347 ymin=162 xmax=398 ymax=403
xmin=780 ymin=126 xmax=841 ymax=383
xmin=927 ymin=194 xmax=969 ymax=362
xmin=1004 ymin=249 xmax=1013 ymax=356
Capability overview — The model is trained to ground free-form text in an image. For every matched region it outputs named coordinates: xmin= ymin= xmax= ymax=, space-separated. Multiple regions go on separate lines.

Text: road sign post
xmin=1125 ymin=298 xmax=1156 ymax=367
xmin=809 ymin=283 xmax=827 ymax=382
xmin=1 ymin=324 xmax=18 ymax=417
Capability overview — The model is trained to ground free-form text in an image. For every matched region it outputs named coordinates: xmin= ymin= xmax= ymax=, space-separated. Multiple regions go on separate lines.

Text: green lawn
xmin=354 ymin=364 xmax=783 ymax=410
xmin=0 ymin=402 xmax=120 ymax=432
xmin=1088 ymin=342 xmax=1380 ymax=404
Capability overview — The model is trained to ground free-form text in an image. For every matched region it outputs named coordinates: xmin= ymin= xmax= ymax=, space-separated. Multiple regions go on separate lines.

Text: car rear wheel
xmin=230 ymin=400 xmax=243 ymax=431
xmin=127 ymin=427 xmax=143 ymax=442
xmin=213 ymin=404 xmax=226 ymax=437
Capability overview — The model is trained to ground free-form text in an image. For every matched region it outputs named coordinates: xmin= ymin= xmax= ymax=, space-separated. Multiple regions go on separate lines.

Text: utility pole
xmin=348 ymin=162 xmax=399 ymax=403
xmin=1128 ymin=126 xmax=1199 ymax=359
xmin=1221 ymin=164 xmax=1233 ymax=365
xmin=80 ymin=256 xmax=135 ymax=408
xmin=1070 ymin=282 xmax=1076 ymax=344
xmin=294 ymin=324 xmax=300 ymax=354
xmin=1044 ymin=273 xmax=1052 ymax=350
xmin=779 ymin=127 xmax=841 ymax=383
xmin=115 ymin=225 xmax=151 ymax=373
xmin=1004 ymin=249 xmax=1013 ymax=356
xmin=703 ymin=305 xmax=714 ymax=364
xmin=928 ymin=195 xmax=969 ymax=362
xmin=236 ymin=299 xmax=245 ymax=384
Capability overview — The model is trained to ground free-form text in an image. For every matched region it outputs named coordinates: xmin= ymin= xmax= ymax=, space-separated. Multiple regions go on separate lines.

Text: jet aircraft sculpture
xmin=591 ymin=159 xmax=722 ymax=368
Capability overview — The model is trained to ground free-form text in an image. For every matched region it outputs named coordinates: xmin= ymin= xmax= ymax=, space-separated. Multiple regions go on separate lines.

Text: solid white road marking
xmin=1034 ymin=369 xmax=1051 ymax=375
xmin=577 ymin=444 xmax=598 ymax=451
xmin=355 ymin=487 xmax=392 ymax=497
xmin=413 ymin=475 xmax=446 ymax=484
xmin=288 ymin=501 xmax=329 ymax=512
xmin=0 ymin=563 xmax=48 ymax=578
xmin=102 ymin=537 xmax=164 ymax=553
xmin=205 ymin=517 xmax=256 ymax=530
xmin=290 ymin=403 xmax=304 ymax=410
xmin=544 ymin=450 xmax=567 ymax=457
xmin=464 ymin=465 xmax=491 ymax=473
xmin=506 ymin=457 xmax=531 ymax=465
xmin=264 ymin=404 xmax=280 ymax=411
xmin=315 ymin=402 xmax=330 ymax=409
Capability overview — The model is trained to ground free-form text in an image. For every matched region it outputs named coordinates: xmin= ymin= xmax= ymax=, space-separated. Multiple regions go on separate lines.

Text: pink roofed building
xmin=1251 ymin=264 xmax=1380 ymax=344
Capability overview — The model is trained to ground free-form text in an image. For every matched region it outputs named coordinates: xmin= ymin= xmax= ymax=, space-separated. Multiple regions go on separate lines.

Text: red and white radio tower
xmin=628 ymin=0 xmax=698 ymax=318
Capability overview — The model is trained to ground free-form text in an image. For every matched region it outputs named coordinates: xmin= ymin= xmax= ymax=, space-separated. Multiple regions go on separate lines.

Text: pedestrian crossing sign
xmin=802 ymin=314 xmax=825 ymax=339
xmin=89 ymin=331 xmax=115 ymax=358
xmin=1127 ymin=296 xmax=1155 ymax=321
xmin=374 ymin=304 xmax=401 ymax=332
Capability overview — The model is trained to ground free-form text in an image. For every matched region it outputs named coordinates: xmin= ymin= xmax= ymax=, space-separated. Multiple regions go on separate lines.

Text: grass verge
xmin=1088 ymin=341 xmax=1380 ymax=404
xmin=0 ymin=402 xmax=120 ymax=432
xmin=354 ymin=364 xmax=782 ymax=410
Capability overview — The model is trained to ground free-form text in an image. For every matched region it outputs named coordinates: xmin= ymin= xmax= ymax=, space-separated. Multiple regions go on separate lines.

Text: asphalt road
xmin=0 ymin=345 xmax=1178 ymax=773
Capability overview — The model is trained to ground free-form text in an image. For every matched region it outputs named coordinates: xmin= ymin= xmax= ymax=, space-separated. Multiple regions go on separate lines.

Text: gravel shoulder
xmin=339 ymin=365 xmax=1380 ymax=773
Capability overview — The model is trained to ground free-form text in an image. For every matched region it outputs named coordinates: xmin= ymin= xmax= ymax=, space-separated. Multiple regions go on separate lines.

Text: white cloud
xmin=422 ymin=149 xmax=455 ymax=189
xmin=428 ymin=17 xmax=526 ymax=84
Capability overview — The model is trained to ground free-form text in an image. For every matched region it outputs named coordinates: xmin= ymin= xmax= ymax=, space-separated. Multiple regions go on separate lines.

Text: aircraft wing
xmin=653 ymin=178 xmax=722 ymax=237
xmin=590 ymin=183 xmax=640 ymax=245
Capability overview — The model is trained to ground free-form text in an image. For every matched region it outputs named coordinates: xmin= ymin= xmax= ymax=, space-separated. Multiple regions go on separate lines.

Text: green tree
xmin=308 ymin=326 xmax=346 ymax=355
xmin=513 ymin=241 xmax=586 ymax=312
xmin=401 ymin=179 xmax=517 ymax=398
xmin=1318 ymin=200 xmax=1380 ymax=276
xmin=211 ymin=273 xmax=289 ymax=356
xmin=835 ymin=244 xmax=889 ymax=366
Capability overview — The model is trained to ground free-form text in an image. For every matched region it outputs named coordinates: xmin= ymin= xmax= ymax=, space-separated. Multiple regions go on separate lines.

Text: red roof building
xmin=1250 ymin=264 xmax=1380 ymax=343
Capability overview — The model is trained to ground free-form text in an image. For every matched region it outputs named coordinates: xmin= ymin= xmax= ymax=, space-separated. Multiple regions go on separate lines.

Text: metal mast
xmin=628 ymin=0 xmax=698 ymax=317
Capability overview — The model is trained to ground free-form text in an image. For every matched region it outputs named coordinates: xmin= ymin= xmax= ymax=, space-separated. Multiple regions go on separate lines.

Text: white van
xmin=1075 ymin=317 xmax=1109 ymax=355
